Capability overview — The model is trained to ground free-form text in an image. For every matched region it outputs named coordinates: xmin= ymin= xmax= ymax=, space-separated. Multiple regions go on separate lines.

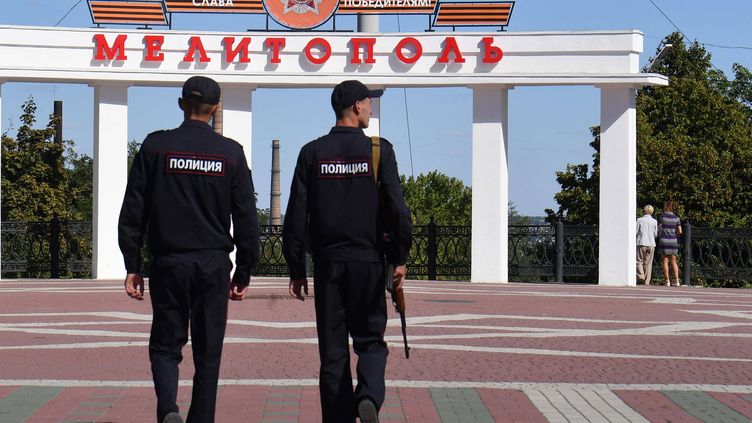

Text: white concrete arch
xmin=0 ymin=25 xmax=667 ymax=284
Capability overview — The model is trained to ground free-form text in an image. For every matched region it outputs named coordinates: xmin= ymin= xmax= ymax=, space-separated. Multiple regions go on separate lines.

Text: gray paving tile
xmin=430 ymin=388 xmax=494 ymax=423
xmin=0 ymin=386 xmax=62 ymax=423
xmin=663 ymin=390 xmax=749 ymax=423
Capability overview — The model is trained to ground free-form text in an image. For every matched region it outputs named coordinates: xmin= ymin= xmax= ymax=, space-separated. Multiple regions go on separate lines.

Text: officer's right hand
xmin=124 ymin=273 xmax=144 ymax=301
xmin=229 ymin=282 xmax=248 ymax=301
xmin=289 ymin=278 xmax=308 ymax=301
xmin=393 ymin=265 xmax=407 ymax=291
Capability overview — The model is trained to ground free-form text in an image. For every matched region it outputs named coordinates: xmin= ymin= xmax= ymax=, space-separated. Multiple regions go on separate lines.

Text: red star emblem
xmin=283 ymin=0 xmax=320 ymax=14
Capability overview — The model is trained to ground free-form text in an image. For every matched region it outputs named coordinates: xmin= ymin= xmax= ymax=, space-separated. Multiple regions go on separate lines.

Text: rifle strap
xmin=371 ymin=135 xmax=380 ymax=184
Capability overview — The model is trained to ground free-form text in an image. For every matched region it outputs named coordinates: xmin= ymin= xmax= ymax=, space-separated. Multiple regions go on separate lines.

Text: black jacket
xmin=283 ymin=126 xmax=412 ymax=279
xmin=118 ymin=119 xmax=260 ymax=286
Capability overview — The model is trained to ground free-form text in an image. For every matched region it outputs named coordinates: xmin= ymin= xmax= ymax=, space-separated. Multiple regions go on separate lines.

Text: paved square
xmin=1 ymin=279 xmax=751 ymax=422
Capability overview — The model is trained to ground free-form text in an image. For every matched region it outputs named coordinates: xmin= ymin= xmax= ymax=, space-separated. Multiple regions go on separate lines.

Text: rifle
xmin=372 ymin=135 xmax=410 ymax=359
xmin=385 ymin=262 xmax=410 ymax=359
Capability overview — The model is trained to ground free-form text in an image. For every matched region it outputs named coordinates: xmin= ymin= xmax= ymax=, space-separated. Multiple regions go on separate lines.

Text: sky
xmin=1 ymin=0 xmax=751 ymax=217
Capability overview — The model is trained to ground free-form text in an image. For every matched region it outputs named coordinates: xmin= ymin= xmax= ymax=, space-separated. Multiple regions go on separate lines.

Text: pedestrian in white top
xmin=636 ymin=205 xmax=658 ymax=285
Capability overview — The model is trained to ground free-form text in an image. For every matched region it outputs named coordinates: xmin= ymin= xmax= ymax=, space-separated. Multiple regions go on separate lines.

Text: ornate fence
xmin=687 ymin=226 xmax=752 ymax=282
xmin=410 ymin=223 xmax=471 ymax=280
xmin=1 ymin=219 xmax=92 ymax=278
xmin=508 ymin=223 xmax=599 ymax=282
xmin=2 ymin=221 xmax=751 ymax=284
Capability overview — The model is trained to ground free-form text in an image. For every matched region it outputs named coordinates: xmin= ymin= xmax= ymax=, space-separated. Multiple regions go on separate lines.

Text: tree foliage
xmin=1 ymin=98 xmax=72 ymax=221
xmin=400 ymin=171 xmax=471 ymax=225
xmin=547 ymin=32 xmax=752 ymax=227
xmin=545 ymin=127 xmax=600 ymax=225
xmin=508 ymin=202 xmax=532 ymax=226
xmin=66 ymin=149 xmax=93 ymax=220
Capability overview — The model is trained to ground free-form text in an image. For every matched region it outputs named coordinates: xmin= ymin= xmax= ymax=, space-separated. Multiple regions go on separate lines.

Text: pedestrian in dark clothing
xmin=658 ymin=200 xmax=682 ymax=287
xmin=282 ymin=80 xmax=412 ymax=423
xmin=118 ymin=76 xmax=260 ymax=423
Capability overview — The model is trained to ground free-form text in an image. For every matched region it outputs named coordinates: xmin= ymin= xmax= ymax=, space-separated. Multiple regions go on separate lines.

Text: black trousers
xmin=313 ymin=261 xmax=388 ymax=423
xmin=148 ymin=250 xmax=231 ymax=423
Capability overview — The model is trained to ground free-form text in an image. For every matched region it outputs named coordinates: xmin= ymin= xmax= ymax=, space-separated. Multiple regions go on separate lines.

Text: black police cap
xmin=182 ymin=76 xmax=221 ymax=105
xmin=331 ymin=80 xmax=384 ymax=111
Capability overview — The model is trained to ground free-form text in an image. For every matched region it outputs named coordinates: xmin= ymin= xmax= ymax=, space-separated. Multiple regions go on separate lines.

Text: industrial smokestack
xmin=212 ymin=94 xmax=223 ymax=135
xmin=53 ymin=100 xmax=63 ymax=145
xmin=270 ymin=139 xmax=282 ymax=225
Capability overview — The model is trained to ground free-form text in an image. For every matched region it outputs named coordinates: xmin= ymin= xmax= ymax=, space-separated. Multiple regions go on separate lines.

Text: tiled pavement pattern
xmin=1 ymin=279 xmax=752 ymax=422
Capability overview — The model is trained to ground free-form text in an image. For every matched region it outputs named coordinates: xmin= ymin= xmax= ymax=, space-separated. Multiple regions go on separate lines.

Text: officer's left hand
xmin=229 ymin=282 xmax=248 ymax=301
xmin=124 ymin=273 xmax=144 ymax=301
xmin=289 ymin=278 xmax=308 ymax=301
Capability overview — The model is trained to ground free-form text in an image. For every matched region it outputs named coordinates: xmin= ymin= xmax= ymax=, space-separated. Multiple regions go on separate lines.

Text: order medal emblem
xmin=263 ymin=0 xmax=337 ymax=29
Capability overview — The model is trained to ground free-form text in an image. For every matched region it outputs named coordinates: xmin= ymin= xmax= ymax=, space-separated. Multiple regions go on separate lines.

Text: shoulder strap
xmin=371 ymin=135 xmax=381 ymax=183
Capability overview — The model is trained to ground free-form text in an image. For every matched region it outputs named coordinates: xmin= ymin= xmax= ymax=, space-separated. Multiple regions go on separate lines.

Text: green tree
xmin=66 ymin=149 xmax=93 ymax=220
xmin=509 ymin=202 xmax=533 ymax=226
xmin=401 ymin=171 xmax=471 ymax=225
xmin=1 ymin=97 xmax=72 ymax=221
xmin=545 ymin=127 xmax=600 ymax=225
xmin=127 ymin=139 xmax=141 ymax=171
xmin=547 ymin=32 xmax=752 ymax=227
xmin=638 ymin=32 xmax=752 ymax=227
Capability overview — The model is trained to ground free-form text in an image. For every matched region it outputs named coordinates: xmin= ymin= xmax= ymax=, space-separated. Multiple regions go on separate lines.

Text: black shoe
xmin=162 ymin=412 xmax=183 ymax=423
xmin=358 ymin=399 xmax=379 ymax=423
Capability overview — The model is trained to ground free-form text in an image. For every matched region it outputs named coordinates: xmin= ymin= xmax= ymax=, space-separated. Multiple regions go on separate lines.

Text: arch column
xmin=221 ymin=86 xmax=255 ymax=166
xmin=363 ymin=88 xmax=382 ymax=138
xmin=0 ymin=82 xmax=3 ymax=226
xmin=599 ymin=86 xmax=637 ymax=286
xmin=471 ymin=85 xmax=510 ymax=283
xmin=92 ymin=83 xmax=129 ymax=279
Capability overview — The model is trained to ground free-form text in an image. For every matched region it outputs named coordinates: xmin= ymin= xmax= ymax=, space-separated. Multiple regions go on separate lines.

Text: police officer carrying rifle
xmin=283 ymin=80 xmax=412 ymax=423
xmin=119 ymin=76 xmax=260 ymax=423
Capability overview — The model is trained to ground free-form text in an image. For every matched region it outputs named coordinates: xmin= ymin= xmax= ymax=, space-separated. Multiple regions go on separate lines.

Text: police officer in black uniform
xmin=119 ymin=76 xmax=260 ymax=423
xmin=283 ymin=80 xmax=412 ymax=423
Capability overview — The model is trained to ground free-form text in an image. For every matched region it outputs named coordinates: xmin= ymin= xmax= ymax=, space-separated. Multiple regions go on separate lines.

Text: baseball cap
xmin=331 ymin=80 xmax=384 ymax=111
xmin=182 ymin=76 xmax=221 ymax=105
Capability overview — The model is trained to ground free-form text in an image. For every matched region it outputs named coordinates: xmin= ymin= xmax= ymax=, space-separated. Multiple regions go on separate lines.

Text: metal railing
xmin=1 ymin=218 xmax=92 ymax=278
xmin=2 ymin=221 xmax=751 ymax=283
xmin=508 ymin=223 xmax=599 ymax=282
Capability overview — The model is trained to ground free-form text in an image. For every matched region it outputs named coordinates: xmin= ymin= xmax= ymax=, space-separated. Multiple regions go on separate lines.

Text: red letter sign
xmin=481 ymin=37 xmax=503 ymax=63
xmin=305 ymin=38 xmax=331 ymax=65
xmin=395 ymin=37 xmax=423 ymax=64
xmin=437 ymin=37 xmax=465 ymax=64
xmin=223 ymin=37 xmax=252 ymax=63
xmin=350 ymin=38 xmax=376 ymax=64
xmin=144 ymin=35 xmax=165 ymax=62
xmin=183 ymin=36 xmax=211 ymax=63
xmin=265 ymin=38 xmax=286 ymax=64
xmin=93 ymin=34 xmax=128 ymax=61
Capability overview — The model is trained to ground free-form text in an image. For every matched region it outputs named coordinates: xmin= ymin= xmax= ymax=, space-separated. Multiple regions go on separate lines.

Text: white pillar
xmin=357 ymin=15 xmax=379 ymax=32
xmin=220 ymin=86 xmax=254 ymax=275
xmin=471 ymin=86 xmax=509 ymax=283
xmin=363 ymin=93 xmax=381 ymax=137
xmin=599 ymin=86 xmax=637 ymax=286
xmin=221 ymin=86 xmax=254 ymax=165
xmin=0 ymin=82 xmax=3 ymax=228
xmin=93 ymin=84 xmax=129 ymax=280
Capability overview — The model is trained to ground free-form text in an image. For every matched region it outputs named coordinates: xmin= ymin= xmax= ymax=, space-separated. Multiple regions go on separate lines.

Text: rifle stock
xmin=385 ymin=263 xmax=410 ymax=358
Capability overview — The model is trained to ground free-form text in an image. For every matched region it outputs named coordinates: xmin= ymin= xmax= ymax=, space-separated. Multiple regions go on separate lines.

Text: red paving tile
xmin=478 ymin=388 xmax=547 ymax=422
xmin=614 ymin=390 xmax=704 ymax=423
xmin=2 ymin=279 xmax=752 ymax=422
xmin=29 ymin=387 xmax=92 ymax=422
xmin=398 ymin=387 xmax=441 ymax=422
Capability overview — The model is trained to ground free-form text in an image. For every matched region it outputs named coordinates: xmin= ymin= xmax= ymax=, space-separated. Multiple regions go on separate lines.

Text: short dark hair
xmin=334 ymin=105 xmax=349 ymax=120
xmin=182 ymin=98 xmax=216 ymax=116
